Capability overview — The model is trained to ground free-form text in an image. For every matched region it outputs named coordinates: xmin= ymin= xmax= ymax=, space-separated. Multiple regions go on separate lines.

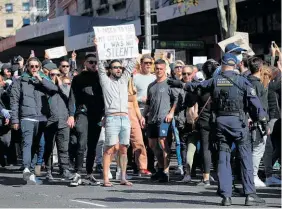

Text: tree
xmin=217 ymin=0 xmax=237 ymax=40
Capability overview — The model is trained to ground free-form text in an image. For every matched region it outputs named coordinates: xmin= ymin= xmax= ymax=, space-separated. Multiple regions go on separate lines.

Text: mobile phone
xmin=167 ymin=52 xmax=171 ymax=59
xmin=272 ymin=41 xmax=275 ymax=47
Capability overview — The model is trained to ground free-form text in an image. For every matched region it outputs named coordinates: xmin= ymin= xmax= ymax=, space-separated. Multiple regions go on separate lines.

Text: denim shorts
xmin=104 ymin=115 xmax=131 ymax=146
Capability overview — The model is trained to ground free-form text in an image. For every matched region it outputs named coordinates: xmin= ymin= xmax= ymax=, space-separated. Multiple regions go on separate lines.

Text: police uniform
xmin=168 ymin=53 xmax=267 ymax=206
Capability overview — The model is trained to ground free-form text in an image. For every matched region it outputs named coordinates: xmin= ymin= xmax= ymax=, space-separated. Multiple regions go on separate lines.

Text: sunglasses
xmin=61 ymin=65 xmax=70 ymax=68
xmin=50 ymin=73 xmax=61 ymax=77
xmin=175 ymin=66 xmax=183 ymax=69
xmin=87 ymin=61 xmax=96 ymax=65
xmin=182 ymin=72 xmax=192 ymax=76
xmin=112 ymin=66 xmax=123 ymax=70
xmin=30 ymin=65 xmax=39 ymax=69
xmin=143 ymin=62 xmax=152 ymax=65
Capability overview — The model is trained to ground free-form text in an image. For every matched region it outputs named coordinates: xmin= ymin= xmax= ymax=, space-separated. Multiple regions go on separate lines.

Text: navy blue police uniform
xmin=167 ymin=54 xmax=267 ymax=206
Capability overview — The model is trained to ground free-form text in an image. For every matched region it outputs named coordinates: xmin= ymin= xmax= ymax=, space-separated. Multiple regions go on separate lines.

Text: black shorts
xmin=147 ymin=120 xmax=171 ymax=139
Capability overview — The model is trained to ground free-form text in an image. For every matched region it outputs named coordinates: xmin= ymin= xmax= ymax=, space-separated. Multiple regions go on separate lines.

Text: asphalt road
xmin=0 ymin=165 xmax=280 ymax=208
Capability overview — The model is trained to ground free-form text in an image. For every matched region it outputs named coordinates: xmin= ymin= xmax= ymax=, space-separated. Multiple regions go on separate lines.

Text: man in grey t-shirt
xmin=143 ymin=59 xmax=178 ymax=182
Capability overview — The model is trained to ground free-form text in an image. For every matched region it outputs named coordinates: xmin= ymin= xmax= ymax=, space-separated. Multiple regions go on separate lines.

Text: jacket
xmin=10 ymin=72 xmax=53 ymax=124
xmin=47 ymin=83 xmax=70 ymax=128
xmin=98 ymin=59 xmax=136 ymax=116
xmin=268 ymin=75 xmax=281 ymax=119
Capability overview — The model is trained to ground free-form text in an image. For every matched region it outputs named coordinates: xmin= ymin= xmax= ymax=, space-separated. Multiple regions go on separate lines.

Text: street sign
xmin=157 ymin=41 xmax=204 ymax=49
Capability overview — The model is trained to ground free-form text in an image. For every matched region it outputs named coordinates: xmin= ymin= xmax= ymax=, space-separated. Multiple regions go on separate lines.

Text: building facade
xmin=49 ymin=0 xmax=78 ymax=19
xmin=0 ymin=0 xmax=31 ymax=38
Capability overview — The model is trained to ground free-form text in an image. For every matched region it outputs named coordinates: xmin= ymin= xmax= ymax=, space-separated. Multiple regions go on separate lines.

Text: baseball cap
xmin=225 ymin=43 xmax=247 ymax=53
xmin=43 ymin=62 xmax=57 ymax=71
xmin=222 ymin=53 xmax=238 ymax=66
xmin=194 ymin=71 xmax=205 ymax=82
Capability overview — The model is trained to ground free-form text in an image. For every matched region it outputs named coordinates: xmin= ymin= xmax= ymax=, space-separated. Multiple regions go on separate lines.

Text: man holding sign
xmin=94 ymin=31 xmax=138 ymax=186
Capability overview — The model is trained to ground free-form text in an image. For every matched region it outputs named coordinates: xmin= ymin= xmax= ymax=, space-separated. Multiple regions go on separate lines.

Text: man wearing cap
xmin=42 ymin=62 xmax=57 ymax=76
xmin=213 ymin=43 xmax=248 ymax=76
xmin=168 ymin=53 xmax=267 ymax=206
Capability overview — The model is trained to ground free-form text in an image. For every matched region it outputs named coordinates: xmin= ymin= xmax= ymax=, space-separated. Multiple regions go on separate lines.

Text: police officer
xmin=168 ymin=53 xmax=267 ymax=206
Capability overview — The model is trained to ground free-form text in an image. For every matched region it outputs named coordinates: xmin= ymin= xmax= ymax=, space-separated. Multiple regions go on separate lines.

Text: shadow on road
xmin=0 ymin=176 xmax=26 ymax=186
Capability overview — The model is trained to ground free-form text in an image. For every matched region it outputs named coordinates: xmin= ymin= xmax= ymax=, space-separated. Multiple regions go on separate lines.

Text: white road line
xmin=70 ymin=199 xmax=107 ymax=208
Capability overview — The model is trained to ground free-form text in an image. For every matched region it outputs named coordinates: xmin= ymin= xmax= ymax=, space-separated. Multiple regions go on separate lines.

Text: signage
xmin=157 ymin=41 xmax=204 ymax=49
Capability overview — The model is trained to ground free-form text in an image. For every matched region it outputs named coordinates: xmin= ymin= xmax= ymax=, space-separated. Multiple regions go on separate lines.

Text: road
xmin=0 ymin=165 xmax=280 ymax=208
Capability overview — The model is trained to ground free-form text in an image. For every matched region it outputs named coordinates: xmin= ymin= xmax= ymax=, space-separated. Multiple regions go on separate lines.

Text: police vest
xmin=213 ymin=74 xmax=244 ymax=116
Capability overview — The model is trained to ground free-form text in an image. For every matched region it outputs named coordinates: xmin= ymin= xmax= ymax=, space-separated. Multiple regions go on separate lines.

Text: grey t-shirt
xmin=146 ymin=78 xmax=178 ymax=124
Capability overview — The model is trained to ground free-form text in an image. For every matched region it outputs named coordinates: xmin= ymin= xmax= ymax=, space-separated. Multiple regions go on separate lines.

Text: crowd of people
xmin=0 ymin=38 xmax=280 ymax=206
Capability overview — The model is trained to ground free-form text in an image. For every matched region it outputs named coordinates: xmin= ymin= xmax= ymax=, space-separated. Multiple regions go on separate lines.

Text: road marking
xmin=70 ymin=199 xmax=107 ymax=208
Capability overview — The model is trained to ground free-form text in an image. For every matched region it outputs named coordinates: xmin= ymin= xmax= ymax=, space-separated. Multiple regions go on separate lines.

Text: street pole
xmin=144 ymin=0 xmax=152 ymax=50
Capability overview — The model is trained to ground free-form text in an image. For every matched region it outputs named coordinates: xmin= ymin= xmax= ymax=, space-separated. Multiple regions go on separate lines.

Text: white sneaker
xmin=181 ymin=174 xmax=191 ymax=183
xmin=174 ymin=165 xmax=184 ymax=175
xmin=254 ymin=176 xmax=266 ymax=187
xmin=108 ymin=170 xmax=113 ymax=180
xmin=265 ymin=176 xmax=281 ymax=186
xmin=28 ymin=174 xmax=37 ymax=184
xmin=70 ymin=173 xmax=82 ymax=187
xmin=115 ymin=171 xmax=132 ymax=180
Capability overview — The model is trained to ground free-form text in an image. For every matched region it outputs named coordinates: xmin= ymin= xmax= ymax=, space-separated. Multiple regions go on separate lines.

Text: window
xmin=36 ymin=0 xmax=47 ymax=10
xmin=23 ymin=18 xmax=30 ymax=25
xmin=5 ymin=3 xmax=13 ymax=13
xmin=22 ymin=2 xmax=30 ymax=11
xmin=6 ymin=19 xmax=13 ymax=28
xmin=100 ymin=0 xmax=108 ymax=5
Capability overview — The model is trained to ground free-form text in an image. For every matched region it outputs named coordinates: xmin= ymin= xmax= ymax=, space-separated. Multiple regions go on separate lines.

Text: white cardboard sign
xmin=218 ymin=34 xmax=255 ymax=56
xmin=193 ymin=56 xmax=207 ymax=65
xmin=94 ymin=24 xmax=139 ymax=60
xmin=235 ymin=32 xmax=249 ymax=45
xmin=45 ymin=46 xmax=67 ymax=59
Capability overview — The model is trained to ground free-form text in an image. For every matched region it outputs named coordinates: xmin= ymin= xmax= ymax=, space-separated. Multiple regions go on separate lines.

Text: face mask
xmin=236 ymin=54 xmax=243 ymax=63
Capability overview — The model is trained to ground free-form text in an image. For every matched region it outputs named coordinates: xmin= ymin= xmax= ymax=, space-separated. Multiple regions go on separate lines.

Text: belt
xmin=216 ymin=111 xmax=240 ymax=117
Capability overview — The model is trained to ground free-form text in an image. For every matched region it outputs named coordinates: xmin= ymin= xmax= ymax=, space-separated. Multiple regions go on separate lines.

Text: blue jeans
xmin=171 ymin=119 xmax=182 ymax=166
xmin=21 ymin=120 xmax=46 ymax=171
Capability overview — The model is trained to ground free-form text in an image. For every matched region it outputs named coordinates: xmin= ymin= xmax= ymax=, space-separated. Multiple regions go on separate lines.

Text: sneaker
xmin=34 ymin=165 xmax=41 ymax=176
xmin=85 ymin=174 xmax=101 ymax=186
xmin=273 ymin=161 xmax=281 ymax=170
xmin=254 ymin=176 xmax=266 ymax=187
xmin=108 ymin=170 xmax=113 ymax=180
xmin=46 ymin=171 xmax=54 ymax=181
xmin=139 ymin=169 xmax=152 ymax=177
xmin=95 ymin=164 xmax=103 ymax=174
xmin=245 ymin=194 xmax=265 ymax=206
xmin=159 ymin=172 xmax=169 ymax=183
xmin=265 ymin=176 xmax=281 ymax=186
xmin=181 ymin=174 xmax=191 ymax=183
xmin=70 ymin=173 xmax=82 ymax=187
xmin=197 ymin=179 xmax=210 ymax=186
xmin=61 ymin=170 xmax=75 ymax=180
xmin=28 ymin=173 xmax=38 ymax=185
xmin=150 ymin=171 xmax=162 ymax=181
xmin=174 ymin=165 xmax=184 ymax=175
xmin=23 ymin=168 xmax=31 ymax=181
xmin=115 ymin=171 xmax=132 ymax=180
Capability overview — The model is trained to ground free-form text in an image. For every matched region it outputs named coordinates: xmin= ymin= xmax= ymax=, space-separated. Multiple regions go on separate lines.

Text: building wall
xmin=77 ymin=0 xmax=140 ymax=20
xmin=0 ymin=0 xmax=31 ymax=38
xmin=49 ymin=0 xmax=77 ymax=19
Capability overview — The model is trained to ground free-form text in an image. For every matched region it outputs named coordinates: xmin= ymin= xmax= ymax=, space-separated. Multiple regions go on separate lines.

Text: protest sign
xmin=142 ymin=49 xmax=151 ymax=55
xmin=218 ymin=34 xmax=255 ymax=56
xmin=94 ymin=24 xmax=139 ymax=60
xmin=45 ymin=46 xmax=67 ymax=59
xmin=193 ymin=56 xmax=207 ymax=65
xmin=235 ymin=32 xmax=249 ymax=45
xmin=154 ymin=49 xmax=175 ymax=63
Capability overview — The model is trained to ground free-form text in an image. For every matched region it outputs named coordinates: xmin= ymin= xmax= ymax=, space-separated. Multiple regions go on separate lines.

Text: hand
xmin=139 ymin=117 xmax=145 ymax=129
xmin=165 ymin=112 xmax=174 ymax=123
xmin=141 ymin=96 xmax=147 ymax=103
xmin=71 ymin=51 xmax=77 ymax=61
xmin=271 ymin=42 xmax=276 ymax=57
xmin=1 ymin=109 xmax=10 ymax=119
xmin=93 ymin=37 xmax=98 ymax=47
xmin=44 ymin=52 xmax=50 ymax=60
xmin=136 ymin=36 xmax=139 ymax=44
xmin=33 ymin=72 xmax=42 ymax=81
xmin=12 ymin=123 xmax=19 ymax=130
xmin=4 ymin=119 xmax=9 ymax=126
xmin=167 ymin=79 xmax=183 ymax=88
xmin=101 ymin=117 xmax=106 ymax=127
xmin=278 ymin=59 xmax=282 ymax=72
xmin=67 ymin=116 xmax=75 ymax=128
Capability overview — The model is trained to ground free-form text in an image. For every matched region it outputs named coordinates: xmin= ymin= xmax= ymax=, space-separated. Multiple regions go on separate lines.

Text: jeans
xmin=44 ymin=122 xmax=70 ymax=172
xmin=74 ymin=114 xmax=101 ymax=174
xmin=21 ymin=120 xmax=46 ymax=171
xmin=36 ymin=134 xmax=45 ymax=166
xmin=95 ymin=127 xmax=105 ymax=165
xmin=171 ymin=119 xmax=182 ymax=167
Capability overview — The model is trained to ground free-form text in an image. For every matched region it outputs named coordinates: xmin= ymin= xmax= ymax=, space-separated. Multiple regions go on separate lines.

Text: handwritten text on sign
xmin=94 ymin=24 xmax=139 ymax=60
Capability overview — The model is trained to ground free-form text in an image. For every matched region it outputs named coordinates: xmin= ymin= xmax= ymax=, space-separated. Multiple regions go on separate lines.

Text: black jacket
xmin=47 ymin=83 xmax=70 ymax=128
xmin=10 ymin=75 xmax=54 ymax=124
xmin=247 ymin=75 xmax=269 ymax=120
xmin=268 ymin=75 xmax=281 ymax=120
xmin=68 ymin=71 xmax=104 ymax=121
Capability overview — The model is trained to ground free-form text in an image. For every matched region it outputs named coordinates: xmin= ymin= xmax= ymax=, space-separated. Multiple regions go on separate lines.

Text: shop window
xmin=36 ymin=0 xmax=47 ymax=11
xmin=5 ymin=3 xmax=13 ymax=13
xmin=6 ymin=19 xmax=13 ymax=28
xmin=22 ymin=2 xmax=30 ymax=11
